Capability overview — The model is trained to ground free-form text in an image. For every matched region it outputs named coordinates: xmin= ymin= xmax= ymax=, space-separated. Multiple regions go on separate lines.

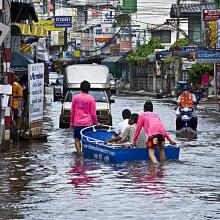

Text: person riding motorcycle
xmin=176 ymin=85 xmax=198 ymax=131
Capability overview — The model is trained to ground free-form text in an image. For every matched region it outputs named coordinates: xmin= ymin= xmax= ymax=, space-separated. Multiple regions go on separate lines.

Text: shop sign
xmin=102 ymin=10 xmax=115 ymax=23
xmin=0 ymin=22 xmax=10 ymax=46
xmin=197 ymin=50 xmax=220 ymax=63
xmin=81 ymin=37 xmax=94 ymax=49
xmin=34 ymin=20 xmax=62 ymax=31
xmin=28 ymin=63 xmax=44 ymax=124
xmin=120 ymin=40 xmax=132 ymax=52
xmin=54 ymin=16 xmax=72 ymax=28
xmin=182 ymin=61 xmax=197 ymax=70
xmin=0 ymin=84 xmax=12 ymax=95
xmin=74 ymin=50 xmax=81 ymax=58
xmin=203 ymin=9 xmax=220 ymax=21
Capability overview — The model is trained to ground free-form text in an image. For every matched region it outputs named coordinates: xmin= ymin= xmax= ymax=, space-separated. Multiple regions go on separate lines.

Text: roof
xmin=11 ymin=52 xmax=34 ymax=71
xmin=101 ymin=56 xmax=123 ymax=63
xmin=11 ymin=0 xmax=38 ymax=22
xmin=64 ymin=64 xmax=110 ymax=89
xmin=170 ymin=3 xmax=213 ymax=18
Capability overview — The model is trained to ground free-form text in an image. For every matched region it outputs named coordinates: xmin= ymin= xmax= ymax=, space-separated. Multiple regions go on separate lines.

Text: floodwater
xmin=0 ymin=96 xmax=220 ymax=220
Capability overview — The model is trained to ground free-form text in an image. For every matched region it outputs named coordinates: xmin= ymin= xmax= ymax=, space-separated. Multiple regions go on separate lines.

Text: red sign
xmin=203 ymin=9 xmax=220 ymax=21
xmin=120 ymin=41 xmax=132 ymax=52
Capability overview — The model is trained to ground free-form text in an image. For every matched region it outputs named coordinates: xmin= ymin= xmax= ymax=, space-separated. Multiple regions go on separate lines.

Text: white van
xmin=59 ymin=64 xmax=114 ymax=128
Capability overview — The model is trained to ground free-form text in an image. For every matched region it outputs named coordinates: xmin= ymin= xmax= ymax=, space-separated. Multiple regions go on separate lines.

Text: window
xmin=151 ymin=30 xmax=171 ymax=43
xmin=66 ymin=90 xmax=108 ymax=103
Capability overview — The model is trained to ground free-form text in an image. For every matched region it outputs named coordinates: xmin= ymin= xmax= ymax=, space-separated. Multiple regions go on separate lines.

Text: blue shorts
xmin=73 ymin=126 xmax=87 ymax=140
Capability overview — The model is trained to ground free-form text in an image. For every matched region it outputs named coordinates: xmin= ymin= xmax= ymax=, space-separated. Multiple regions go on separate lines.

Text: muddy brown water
xmin=0 ymin=96 xmax=219 ymax=220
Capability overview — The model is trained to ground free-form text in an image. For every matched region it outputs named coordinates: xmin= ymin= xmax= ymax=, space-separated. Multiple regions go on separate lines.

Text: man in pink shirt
xmin=70 ymin=80 xmax=98 ymax=155
xmin=132 ymin=101 xmax=176 ymax=164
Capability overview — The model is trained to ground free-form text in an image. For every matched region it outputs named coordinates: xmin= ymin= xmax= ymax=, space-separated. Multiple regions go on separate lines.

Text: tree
xmin=126 ymin=37 xmax=164 ymax=64
xmin=188 ymin=63 xmax=214 ymax=84
xmin=171 ymin=37 xmax=190 ymax=49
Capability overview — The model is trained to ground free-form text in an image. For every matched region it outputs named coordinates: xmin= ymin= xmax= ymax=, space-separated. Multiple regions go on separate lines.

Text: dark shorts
xmin=73 ymin=126 xmax=87 ymax=140
xmin=147 ymin=134 xmax=165 ymax=149
xmin=13 ymin=108 xmax=18 ymax=120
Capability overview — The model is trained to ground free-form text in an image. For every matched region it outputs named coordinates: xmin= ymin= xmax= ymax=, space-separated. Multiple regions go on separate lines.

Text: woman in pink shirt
xmin=70 ymin=80 xmax=98 ymax=155
xmin=132 ymin=101 xmax=176 ymax=164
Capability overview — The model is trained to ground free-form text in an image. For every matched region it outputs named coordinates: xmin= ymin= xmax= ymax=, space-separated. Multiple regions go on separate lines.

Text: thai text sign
xmin=81 ymin=37 xmax=94 ymax=49
xmin=28 ymin=63 xmax=44 ymax=123
xmin=34 ymin=20 xmax=62 ymax=31
xmin=203 ymin=9 xmax=220 ymax=21
xmin=197 ymin=50 xmax=220 ymax=63
xmin=54 ymin=16 xmax=72 ymax=28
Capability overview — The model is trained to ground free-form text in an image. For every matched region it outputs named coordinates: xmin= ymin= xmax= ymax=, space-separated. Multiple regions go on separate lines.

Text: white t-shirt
xmin=114 ymin=119 xmax=129 ymax=135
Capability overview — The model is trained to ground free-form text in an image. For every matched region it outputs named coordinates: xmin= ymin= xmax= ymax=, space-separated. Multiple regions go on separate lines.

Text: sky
xmin=132 ymin=0 xmax=204 ymax=26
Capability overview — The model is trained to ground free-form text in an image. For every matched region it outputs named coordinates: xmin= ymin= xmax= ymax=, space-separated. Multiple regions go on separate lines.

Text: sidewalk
xmin=118 ymin=89 xmax=220 ymax=114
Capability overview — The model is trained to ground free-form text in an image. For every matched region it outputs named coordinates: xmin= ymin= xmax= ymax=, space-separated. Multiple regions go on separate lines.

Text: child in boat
xmin=132 ymin=101 xmax=176 ymax=163
xmin=105 ymin=113 xmax=146 ymax=148
xmin=114 ymin=109 xmax=131 ymax=135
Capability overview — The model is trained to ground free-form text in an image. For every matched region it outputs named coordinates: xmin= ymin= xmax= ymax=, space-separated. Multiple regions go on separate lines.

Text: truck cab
xmin=59 ymin=64 xmax=114 ymax=128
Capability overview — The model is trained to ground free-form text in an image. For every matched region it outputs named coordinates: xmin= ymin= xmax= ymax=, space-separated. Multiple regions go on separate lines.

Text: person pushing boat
xmin=132 ymin=101 xmax=176 ymax=164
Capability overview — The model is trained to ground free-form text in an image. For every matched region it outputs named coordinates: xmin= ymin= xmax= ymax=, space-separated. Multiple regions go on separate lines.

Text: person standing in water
xmin=132 ymin=101 xmax=176 ymax=164
xmin=70 ymin=80 xmax=98 ymax=155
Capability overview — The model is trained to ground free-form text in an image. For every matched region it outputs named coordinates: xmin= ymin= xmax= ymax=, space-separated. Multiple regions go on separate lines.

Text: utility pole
xmin=214 ymin=0 xmax=220 ymax=97
xmin=1 ymin=0 xmax=12 ymax=145
xmin=176 ymin=0 xmax=180 ymax=45
xmin=175 ymin=0 xmax=181 ymax=84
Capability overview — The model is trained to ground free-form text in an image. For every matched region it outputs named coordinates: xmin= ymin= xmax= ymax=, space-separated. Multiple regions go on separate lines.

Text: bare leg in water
xmin=158 ymin=148 xmax=166 ymax=162
xmin=75 ymin=138 xmax=82 ymax=155
xmin=148 ymin=148 xmax=158 ymax=164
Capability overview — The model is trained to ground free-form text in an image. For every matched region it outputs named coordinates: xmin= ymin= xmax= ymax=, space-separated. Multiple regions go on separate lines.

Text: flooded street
xmin=0 ymin=96 xmax=220 ymax=220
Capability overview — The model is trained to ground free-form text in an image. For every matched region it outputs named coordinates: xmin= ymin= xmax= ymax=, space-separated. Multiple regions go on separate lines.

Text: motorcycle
xmin=176 ymin=106 xmax=197 ymax=139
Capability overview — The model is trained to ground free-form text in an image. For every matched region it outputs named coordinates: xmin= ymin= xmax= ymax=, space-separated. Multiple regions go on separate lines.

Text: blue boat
xmin=81 ymin=125 xmax=180 ymax=163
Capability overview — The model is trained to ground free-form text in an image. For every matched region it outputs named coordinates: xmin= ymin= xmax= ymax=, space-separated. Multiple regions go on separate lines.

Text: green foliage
xmin=171 ymin=37 xmax=190 ymax=48
xmin=188 ymin=63 xmax=214 ymax=84
xmin=126 ymin=37 xmax=165 ymax=64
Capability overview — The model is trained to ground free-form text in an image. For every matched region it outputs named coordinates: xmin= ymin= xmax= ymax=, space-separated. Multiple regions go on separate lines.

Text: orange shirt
xmin=12 ymin=82 xmax=23 ymax=109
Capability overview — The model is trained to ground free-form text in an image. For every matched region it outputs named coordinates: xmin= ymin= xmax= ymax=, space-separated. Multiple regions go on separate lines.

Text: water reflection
xmin=67 ymin=157 xmax=97 ymax=190
xmin=128 ymin=163 xmax=166 ymax=198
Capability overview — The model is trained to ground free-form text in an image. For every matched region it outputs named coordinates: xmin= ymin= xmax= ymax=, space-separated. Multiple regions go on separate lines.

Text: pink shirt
xmin=132 ymin=112 xmax=172 ymax=145
xmin=70 ymin=93 xmax=98 ymax=126
xmin=201 ymin=74 xmax=209 ymax=85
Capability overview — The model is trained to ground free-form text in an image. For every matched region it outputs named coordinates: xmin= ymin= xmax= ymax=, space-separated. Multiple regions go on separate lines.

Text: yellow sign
xmin=211 ymin=21 xmax=217 ymax=47
xmin=74 ymin=50 xmax=81 ymax=58
xmin=15 ymin=23 xmax=47 ymax=37
xmin=34 ymin=20 xmax=63 ymax=31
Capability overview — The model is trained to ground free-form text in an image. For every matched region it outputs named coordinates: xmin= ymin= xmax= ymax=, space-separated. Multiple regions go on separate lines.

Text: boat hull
xmin=81 ymin=127 xmax=180 ymax=163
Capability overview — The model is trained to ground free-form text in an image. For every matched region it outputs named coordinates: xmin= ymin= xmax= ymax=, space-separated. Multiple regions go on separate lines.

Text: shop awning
xmin=15 ymin=23 xmax=47 ymax=38
xmin=11 ymin=52 xmax=34 ymax=71
xmin=101 ymin=56 xmax=123 ymax=63
xmin=11 ymin=0 xmax=38 ymax=22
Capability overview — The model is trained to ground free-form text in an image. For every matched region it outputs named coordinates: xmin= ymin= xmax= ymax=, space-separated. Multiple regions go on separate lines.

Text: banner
xmin=28 ymin=63 xmax=44 ymax=125
xmin=217 ymin=20 xmax=220 ymax=48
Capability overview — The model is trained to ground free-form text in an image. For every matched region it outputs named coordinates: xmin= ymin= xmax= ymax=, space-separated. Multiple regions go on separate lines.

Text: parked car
xmin=54 ymin=75 xmax=63 ymax=101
